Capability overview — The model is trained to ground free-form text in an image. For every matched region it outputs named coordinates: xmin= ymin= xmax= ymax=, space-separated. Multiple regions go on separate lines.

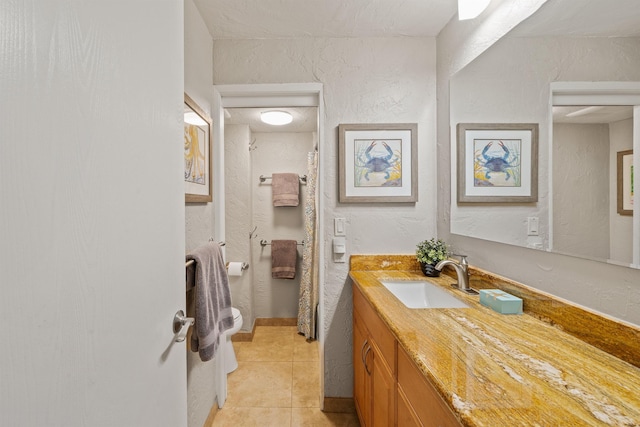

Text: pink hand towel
xmin=272 ymin=173 xmax=299 ymax=207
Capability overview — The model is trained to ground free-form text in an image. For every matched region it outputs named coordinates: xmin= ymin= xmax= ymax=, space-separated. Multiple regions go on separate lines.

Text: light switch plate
xmin=334 ymin=218 xmax=346 ymax=236
xmin=527 ymin=217 xmax=539 ymax=236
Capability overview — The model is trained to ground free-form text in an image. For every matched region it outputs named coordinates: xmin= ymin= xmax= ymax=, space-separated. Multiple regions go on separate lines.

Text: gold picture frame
xmin=184 ymin=93 xmax=212 ymax=203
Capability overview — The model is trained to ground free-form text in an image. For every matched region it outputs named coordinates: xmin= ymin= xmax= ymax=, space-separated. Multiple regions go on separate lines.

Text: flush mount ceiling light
xmin=260 ymin=110 xmax=293 ymax=126
xmin=458 ymin=0 xmax=491 ymax=20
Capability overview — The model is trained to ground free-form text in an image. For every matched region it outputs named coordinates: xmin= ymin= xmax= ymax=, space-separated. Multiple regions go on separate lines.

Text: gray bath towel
xmin=271 ymin=240 xmax=298 ymax=279
xmin=272 ymin=173 xmax=300 ymax=207
xmin=186 ymin=243 xmax=234 ymax=362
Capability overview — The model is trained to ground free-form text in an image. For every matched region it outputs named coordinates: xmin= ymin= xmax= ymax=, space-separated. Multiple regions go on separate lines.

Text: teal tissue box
xmin=479 ymin=289 xmax=523 ymax=314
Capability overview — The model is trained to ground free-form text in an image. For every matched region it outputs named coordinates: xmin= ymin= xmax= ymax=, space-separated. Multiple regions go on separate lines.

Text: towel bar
xmin=259 ymin=175 xmax=307 ymax=184
xmin=260 ymin=239 xmax=304 ymax=247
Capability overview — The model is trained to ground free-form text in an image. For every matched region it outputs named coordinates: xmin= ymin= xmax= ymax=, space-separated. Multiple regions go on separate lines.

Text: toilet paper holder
xmin=226 ymin=262 xmax=249 ymax=271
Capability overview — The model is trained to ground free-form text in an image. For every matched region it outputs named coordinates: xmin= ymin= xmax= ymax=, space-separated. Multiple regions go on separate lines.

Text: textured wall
xmin=609 ymin=118 xmax=634 ymax=264
xmin=224 ymin=124 xmax=254 ymax=329
xmin=185 ymin=0 xmax=215 ymax=253
xmin=184 ymin=1 xmax=218 ymax=426
xmin=214 ymin=37 xmax=438 ymax=397
xmin=438 ymin=14 xmax=640 ymax=326
xmin=553 ymin=123 xmax=610 ymax=259
xmin=251 ymin=132 xmax=314 ymax=319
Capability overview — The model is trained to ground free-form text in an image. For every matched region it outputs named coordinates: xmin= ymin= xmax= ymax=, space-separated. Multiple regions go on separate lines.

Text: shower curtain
xmin=297 ymin=150 xmax=319 ymax=340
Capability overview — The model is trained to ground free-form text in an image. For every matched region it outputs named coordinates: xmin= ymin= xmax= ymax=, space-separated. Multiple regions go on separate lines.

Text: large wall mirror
xmin=449 ymin=0 xmax=640 ymax=268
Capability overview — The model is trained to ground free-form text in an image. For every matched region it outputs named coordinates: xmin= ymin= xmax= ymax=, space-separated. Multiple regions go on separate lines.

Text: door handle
xmin=173 ymin=310 xmax=194 ymax=342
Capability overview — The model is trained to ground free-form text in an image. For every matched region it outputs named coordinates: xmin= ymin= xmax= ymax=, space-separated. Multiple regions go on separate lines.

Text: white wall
xmin=214 ymin=37 xmax=438 ymax=397
xmin=224 ymin=124 xmax=254 ymax=330
xmin=0 ymin=1 xmax=185 ymax=426
xmin=610 ymin=118 xmax=634 ymax=264
xmin=251 ymin=132 xmax=314 ymax=319
xmin=185 ymin=0 xmax=216 ymax=252
xmin=438 ymin=12 xmax=640 ymax=326
xmin=553 ymin=123 xmax=610 ymax=259
xmin=184 ymin=1 xmax=218 ymax=426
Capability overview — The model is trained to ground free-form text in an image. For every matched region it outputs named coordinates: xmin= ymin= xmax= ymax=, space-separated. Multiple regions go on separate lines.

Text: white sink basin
xmin=380 ymin=280 xmax=469 ymax=309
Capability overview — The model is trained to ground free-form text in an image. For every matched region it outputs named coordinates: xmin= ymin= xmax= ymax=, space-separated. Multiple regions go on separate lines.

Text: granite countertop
xmin=350 ymin=265 xmax=640 ymax=427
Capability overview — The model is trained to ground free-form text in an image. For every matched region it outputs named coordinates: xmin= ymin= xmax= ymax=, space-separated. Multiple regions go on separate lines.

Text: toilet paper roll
xmin=227 ymin=262 xmax=244 ymax=276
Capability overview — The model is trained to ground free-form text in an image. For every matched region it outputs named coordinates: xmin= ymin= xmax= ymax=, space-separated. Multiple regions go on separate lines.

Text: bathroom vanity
xmin=350 ymin=255 xmax=640 ymax=427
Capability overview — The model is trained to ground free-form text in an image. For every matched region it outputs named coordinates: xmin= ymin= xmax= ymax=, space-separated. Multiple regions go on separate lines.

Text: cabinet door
xmin=398 ymin=346 xmax=461 ymax=427
xmin=353 ymin=312 xmax=371 ymax=427
xmin=371 ymin=342 xmax=395 ymax=427
xmin=397 ymin=387 xmax=422 ymax=427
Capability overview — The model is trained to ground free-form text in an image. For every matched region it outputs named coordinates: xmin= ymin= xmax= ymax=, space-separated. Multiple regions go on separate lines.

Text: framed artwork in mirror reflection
xmin=617 ymin=150 xmax=633 ymax=216
xmin=338 ymin=123 xmax=418 ymax=203
xmin=184 ymin=93 xmax=212 ymax=203
xmin=457 ymin=123 xmax=538 ymax=203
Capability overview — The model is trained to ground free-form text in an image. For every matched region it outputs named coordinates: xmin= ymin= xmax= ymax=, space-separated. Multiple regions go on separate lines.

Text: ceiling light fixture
xmin=260 ymin=110 xmax=293 ymax=126
xmin=458 ymin=0 xmax=491 ymax=20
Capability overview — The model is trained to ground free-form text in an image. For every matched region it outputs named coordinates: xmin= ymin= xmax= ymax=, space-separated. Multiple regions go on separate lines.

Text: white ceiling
xmin=511 ymin=0 xmax=640 ymax=37
xmin=192 ymin=0 xmax=458 ymax=39
xmin=553 ymin=106 xmax=634 ymax=124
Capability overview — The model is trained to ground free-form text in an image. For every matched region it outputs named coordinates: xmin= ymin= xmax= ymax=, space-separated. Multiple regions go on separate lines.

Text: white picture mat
xmin=344 ymin=129 xmax=413 ymax=198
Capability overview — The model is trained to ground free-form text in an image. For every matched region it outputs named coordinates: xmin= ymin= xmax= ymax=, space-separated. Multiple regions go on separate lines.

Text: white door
xmin=0 ymin=2 xmax=187 ymax=426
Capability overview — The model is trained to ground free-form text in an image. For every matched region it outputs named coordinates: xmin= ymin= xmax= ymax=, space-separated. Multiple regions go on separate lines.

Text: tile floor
xmin=212 ymin=325 xmax=360 ymax=427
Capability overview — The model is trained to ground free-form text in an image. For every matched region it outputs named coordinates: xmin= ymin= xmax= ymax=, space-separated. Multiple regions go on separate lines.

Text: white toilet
xmin=223 ymin=307 xmax=243 ymax=374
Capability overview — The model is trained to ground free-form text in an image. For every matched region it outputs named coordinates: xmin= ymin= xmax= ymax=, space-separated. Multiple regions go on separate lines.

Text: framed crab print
xmin=339 ymin=123 xmax=418 ymax=203
xmin=457 ymin=123 xmax=538 ymax=203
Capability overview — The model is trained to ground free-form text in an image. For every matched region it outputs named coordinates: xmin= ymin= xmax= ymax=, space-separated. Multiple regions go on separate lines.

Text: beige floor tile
xmin=253 ymin=325 xmax=297 ymax=343
xmin=292 ymin=361 xmax=320 ymax=408
xmin=212 ymin=407 xmax=292 ymax=427
xmin=293 ymin=335 xmax=319 ymax=362
xmin=234 ymin=339 xmax=294 ymax=362
xmin=225 ymin=361 xmax=293 ymax=408
xmin=291 ymin=408 xmax=361 ymax=427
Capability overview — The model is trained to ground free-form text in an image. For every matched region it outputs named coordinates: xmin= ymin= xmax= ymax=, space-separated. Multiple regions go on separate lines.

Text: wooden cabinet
xmin=397 ymin=345 xmax=462 ymax=427
xmin=353 ymin=286 xmax=395 ymax=427
xmin=353 ymin=284 xmax=462 ymax=427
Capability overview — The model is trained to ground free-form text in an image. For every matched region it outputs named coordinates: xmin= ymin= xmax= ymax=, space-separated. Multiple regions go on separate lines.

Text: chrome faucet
xmin=435 ymin=254 xmax=478 ymax=295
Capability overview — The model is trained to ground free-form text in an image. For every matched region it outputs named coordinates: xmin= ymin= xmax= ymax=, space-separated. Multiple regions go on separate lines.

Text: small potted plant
xmin=416 ymin=238 xmax=449 ymax=277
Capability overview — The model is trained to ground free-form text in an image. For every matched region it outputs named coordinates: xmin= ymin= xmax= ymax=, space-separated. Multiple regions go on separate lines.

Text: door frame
xmin=213 ymin=82 xmax=326 ymax=403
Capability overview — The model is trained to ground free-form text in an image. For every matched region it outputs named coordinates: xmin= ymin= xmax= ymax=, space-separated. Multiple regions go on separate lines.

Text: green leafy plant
xmin=416 ymin=238 xmax=449 ymax=265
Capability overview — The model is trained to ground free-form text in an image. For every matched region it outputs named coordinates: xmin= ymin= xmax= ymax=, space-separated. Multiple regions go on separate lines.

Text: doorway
xmin=213 ymin=83 xmax=325 ymax=405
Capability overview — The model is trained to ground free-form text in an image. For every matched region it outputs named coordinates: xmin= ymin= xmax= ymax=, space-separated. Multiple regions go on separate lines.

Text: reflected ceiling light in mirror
xmin=184 ymin=111 xmax=207 ymax=126
xmin=458 ymin=0 xmax=491 ymax=20
xmin=260 ymin=110 xmax=293 ymax=125
xmin=565 ymin=106 xmax=604 ymax=117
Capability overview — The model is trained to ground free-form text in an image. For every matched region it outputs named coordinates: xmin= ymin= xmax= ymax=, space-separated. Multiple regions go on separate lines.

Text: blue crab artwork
xmin=473 ymin=139 xmax=521 ymax=187
xmin=354 ymin=139 xmax=402 ymax=187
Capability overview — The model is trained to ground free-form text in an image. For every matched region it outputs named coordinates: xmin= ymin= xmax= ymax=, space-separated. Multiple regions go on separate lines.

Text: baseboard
xmin=323 ymin=397 xmax=356 ymax=414
xmin=203 ymin=402 xmax=219 ymax=427
xmin=231 ymin=320 xmax=256 ymax=342
xmin=231 ymin=318 xmax=298 ymax=342
xmin=255 ymin=317 xmax=297 ymax=326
